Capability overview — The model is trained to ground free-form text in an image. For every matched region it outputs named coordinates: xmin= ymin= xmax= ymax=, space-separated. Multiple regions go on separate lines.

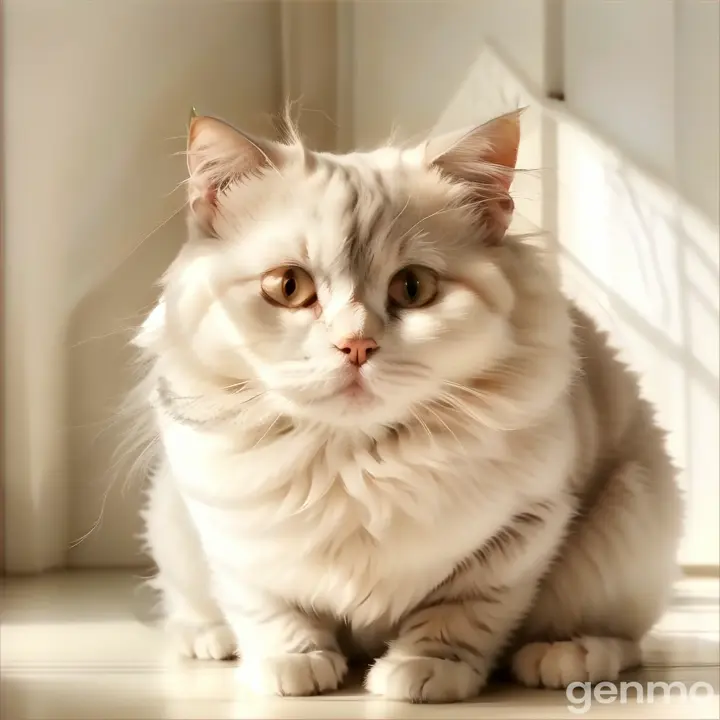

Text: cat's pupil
xmin=283 ymin=273 xmax=297 ymax=298
xmin=405 ymin=273 xmax=420 ymax=302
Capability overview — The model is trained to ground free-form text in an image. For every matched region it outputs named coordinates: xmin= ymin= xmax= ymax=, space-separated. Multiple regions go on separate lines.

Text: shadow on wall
xmin=58 ymin=79 xmax=195 ymax=569
xmin=555 ymin=122 xmax=719 ymax=568
xmin=64 ymin=210 xmax=183 ymax=568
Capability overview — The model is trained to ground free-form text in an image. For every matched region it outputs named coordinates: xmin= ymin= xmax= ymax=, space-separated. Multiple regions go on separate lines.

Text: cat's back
xmin=567 ymin=304 xmax=677 ymax=491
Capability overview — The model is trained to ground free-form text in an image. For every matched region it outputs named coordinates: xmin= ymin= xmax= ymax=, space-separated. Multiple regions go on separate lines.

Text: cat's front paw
xmin=169 ymin=621 xmax=236 ymax=660
xmin=366 ymin=654 xmax=485 ymax=703
xmin=239 ymin=650 xmax=348 ymax=696
xmin=511 ymin=638 xmax=641 ymax=688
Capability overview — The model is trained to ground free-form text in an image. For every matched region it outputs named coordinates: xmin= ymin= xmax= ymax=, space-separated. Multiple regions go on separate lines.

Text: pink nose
xmin=335 ymin=336 xmax=378 ymax=366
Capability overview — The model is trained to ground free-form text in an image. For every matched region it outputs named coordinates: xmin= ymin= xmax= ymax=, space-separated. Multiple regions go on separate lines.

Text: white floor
xmin=2 ymin=571 xmax=718 ymax=719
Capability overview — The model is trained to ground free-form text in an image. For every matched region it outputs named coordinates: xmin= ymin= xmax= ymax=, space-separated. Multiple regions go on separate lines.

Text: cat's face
xmin=141 ymin=114 xmax=527 ymax=430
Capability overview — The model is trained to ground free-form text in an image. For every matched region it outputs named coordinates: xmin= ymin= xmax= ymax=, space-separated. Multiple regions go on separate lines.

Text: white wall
xmin=675 ymin=1 xmax=720 ymax=227
xmin=561 ymin=0 xmax=719 ymax=566
xmin=3 ymin=0 xmax=282 ymax=570
xmin=350 ymin=0 xmax=548 ymax=147
xmin=564 ymin=0 xmax=676 ymax=183
xmin=564 ymin=0 xmax=719 ymax=225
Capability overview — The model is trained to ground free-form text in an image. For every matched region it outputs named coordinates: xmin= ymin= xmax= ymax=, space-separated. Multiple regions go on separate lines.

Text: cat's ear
xmin=425 ymin=109 xmax=523 ymax=242
xmin=186 ymin=115 xmax=284 ymax=233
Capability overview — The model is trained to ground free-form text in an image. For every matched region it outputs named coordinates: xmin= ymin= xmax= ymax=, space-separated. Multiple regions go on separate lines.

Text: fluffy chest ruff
xmin=158 ymin=404 xmax=575 ymax=630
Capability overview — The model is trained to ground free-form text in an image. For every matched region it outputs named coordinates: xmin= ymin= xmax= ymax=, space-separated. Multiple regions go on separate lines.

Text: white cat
xmin=134 ymin=110 xmax=682 ymax=702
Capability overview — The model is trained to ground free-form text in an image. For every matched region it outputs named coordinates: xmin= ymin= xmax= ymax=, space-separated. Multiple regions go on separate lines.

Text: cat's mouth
xmin=315 ymin=376 xmax=376 ymax=405
xmin=341 ymin=378 xmax=371 ymax=399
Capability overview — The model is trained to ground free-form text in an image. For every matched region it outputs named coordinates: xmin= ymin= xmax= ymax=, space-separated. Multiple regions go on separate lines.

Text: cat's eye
xmin=261 ymin=266 xmax=317 ymax=308
xmin=388 ymin=266 xmax=438 ymax=309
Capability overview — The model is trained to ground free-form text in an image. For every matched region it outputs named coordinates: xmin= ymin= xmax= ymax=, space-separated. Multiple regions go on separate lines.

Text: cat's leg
xmin=143 ymin=461 xmax=236 ymax=660
xmin=511 ymin=637 xmax=641 ymax=689
xmin=366 ymin=499 xmax=573 ymax=703
xmin=366 ymin=580 xmax=537 ymax=703
xmin=222 ymin=590 xmax=347 ymax=696
xmin=511 ymin=461 xmax=682 ymax=688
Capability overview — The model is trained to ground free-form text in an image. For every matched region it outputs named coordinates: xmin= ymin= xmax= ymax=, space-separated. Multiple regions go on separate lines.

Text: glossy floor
xmin=2 ymin=572 xmax=719 ymax=719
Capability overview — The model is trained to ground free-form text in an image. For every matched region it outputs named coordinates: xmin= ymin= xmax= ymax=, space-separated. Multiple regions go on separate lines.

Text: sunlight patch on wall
xmin=555 ymin=122 xmax=719 ymax=567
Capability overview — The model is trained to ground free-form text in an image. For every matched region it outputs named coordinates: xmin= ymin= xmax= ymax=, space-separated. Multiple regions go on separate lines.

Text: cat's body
xmin=136 ymin=111 xmax=682 ymax=702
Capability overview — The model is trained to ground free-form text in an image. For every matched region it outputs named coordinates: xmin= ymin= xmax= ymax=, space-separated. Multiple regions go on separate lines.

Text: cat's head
xmin=137 ymin=111 xmax=574 ymax=432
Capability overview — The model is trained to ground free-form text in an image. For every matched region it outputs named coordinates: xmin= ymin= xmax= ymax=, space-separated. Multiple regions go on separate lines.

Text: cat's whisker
xmin=121 ymin=437 xmax=159 ymax=496
xmin=229 ymin=391 xmax=266 ymax=407
xmin=395 ymin=201 xmax=474 ymax=245
xmin=223 ymin=379 xmax=258 ymax=392
xmin=68 ymin=479 xmax=115 ymax=549
xmin=443 ymin=380 xmax=494 ymax=404
xmin=113 ymin=204 xmax=187 ymax=273
xmin=161 ymin=381 xmax=258 ymax=404
xmin=420 ymin=402 xmax=465 ymax=452
xmin=410 ymin=409 xmax=434 ymax=444
xmin=251 ymin=413 xmax=283 ymax=449
xmin=384 ymin=194 xmax=412 ymax=238
xmin=438 ymin=391 xmax=488 ymax=428
xmin=71 ymin=311 xmax=160 ymax=349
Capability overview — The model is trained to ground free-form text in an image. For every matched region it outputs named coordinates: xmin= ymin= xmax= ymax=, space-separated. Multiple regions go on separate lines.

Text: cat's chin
xmin=314 ymin=389 xmax=381 ymax=416
xmin=305 ymin=377 xmax=380 ymax=409
xmin=288 ymin=390 xmax=397 ymax=429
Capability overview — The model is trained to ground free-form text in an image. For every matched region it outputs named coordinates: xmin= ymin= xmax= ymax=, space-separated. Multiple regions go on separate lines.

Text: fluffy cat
xmin=134 ymin=109 xmax=682 ymax=703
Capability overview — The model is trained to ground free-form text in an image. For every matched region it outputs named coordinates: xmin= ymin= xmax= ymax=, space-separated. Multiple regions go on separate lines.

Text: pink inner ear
xmin=429 ymin=110 xmax=523 ymax=193
xmin=427 ymin=111 xmax=524 ymax=245
xmin=484 ymin=115 xmax=521 ymax=191
xmin=186 ymin=116 xmax=276 ymax=233
xmin=187 ymin=116 xmax=269 ymax=195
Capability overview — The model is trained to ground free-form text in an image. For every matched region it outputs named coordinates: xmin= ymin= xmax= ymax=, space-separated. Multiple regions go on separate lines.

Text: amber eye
xmin=388 ymin=266 xmax=438 ymax=309
xmin=261 ymin=266 xmax=317 ymax=308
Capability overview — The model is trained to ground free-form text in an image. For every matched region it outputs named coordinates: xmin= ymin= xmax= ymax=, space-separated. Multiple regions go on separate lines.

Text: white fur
xmin=134 ymin=113 xmax=682 ymax=703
